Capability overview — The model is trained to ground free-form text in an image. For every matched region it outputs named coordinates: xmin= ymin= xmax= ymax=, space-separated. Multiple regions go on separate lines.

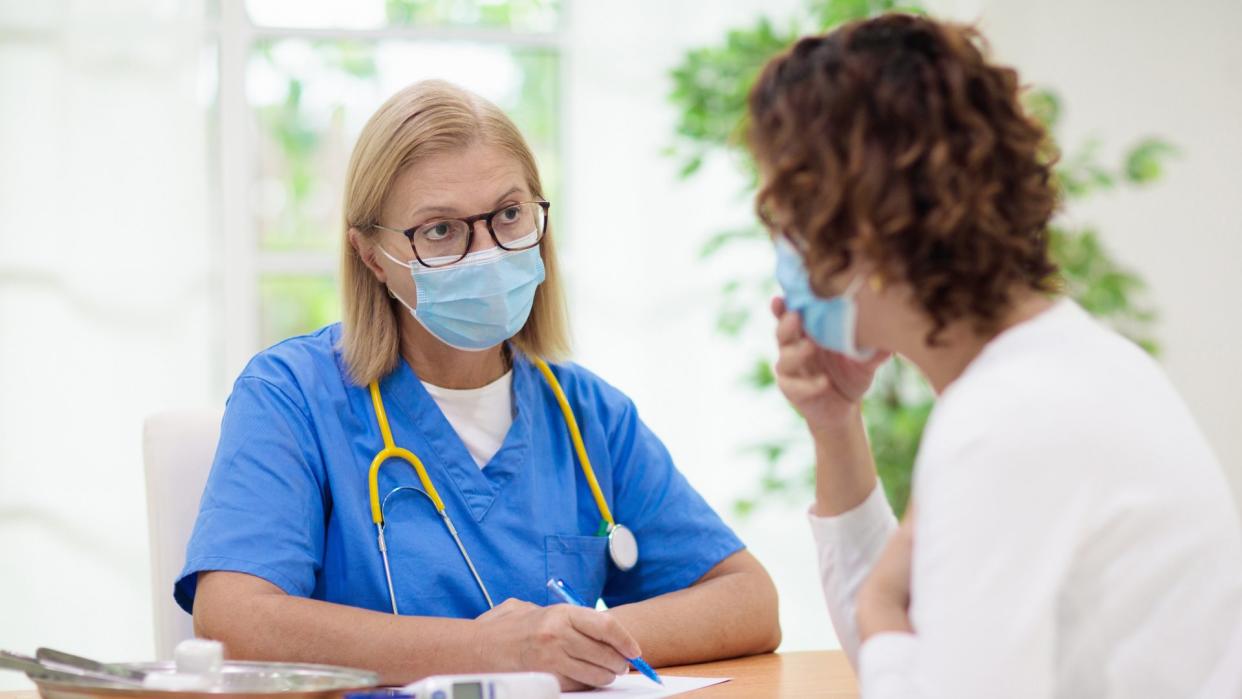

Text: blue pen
xmin=546 ymin=578 xmax=663 ymax=685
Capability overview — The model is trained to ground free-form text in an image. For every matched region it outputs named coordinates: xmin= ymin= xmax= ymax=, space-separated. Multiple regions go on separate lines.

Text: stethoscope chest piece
xmin=607 ymin=523 xmax=639 ymax=571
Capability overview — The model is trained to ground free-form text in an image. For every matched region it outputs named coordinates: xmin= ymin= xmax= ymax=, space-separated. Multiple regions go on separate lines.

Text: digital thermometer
xmin=348 ymin=672 xmax=559 ymax=699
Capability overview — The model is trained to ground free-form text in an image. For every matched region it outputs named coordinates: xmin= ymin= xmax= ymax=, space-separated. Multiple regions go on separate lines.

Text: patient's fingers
xmin=776 ymin=372 xmax=831 ymax=404
xmin=770 ymin=296 xmax=787 ymax=318
xmin=775 ymin=338 xmax=819 ymax=378
xmin=775 ymin=310 xmax=805 ymax=346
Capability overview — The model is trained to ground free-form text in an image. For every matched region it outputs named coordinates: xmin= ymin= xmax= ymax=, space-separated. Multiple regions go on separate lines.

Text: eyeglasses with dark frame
xmin=372 ymin=200 xmax=551 ymax=268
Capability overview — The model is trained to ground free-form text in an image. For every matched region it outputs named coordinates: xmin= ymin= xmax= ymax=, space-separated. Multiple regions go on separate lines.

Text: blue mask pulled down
xmin=382 ymin=232 xmax=545 ymax=351
xmin=773 ymin=238 xmax=875 ymax=361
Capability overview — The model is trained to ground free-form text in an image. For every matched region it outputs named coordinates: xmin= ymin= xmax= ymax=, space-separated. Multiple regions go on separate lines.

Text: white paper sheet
xmin=562 ymin=674 xmax=730 ymax=697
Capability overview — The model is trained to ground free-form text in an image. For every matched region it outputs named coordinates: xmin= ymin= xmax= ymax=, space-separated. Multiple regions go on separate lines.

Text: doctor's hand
xmin=771 ymin=296 xmax=890 ymax=433
xmin=472 ymin=598 xmax=640 ymax=690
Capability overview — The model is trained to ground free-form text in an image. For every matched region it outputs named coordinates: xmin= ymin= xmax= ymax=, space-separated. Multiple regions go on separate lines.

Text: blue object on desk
xmin=546 ymin=577 xmax=663 ymax=685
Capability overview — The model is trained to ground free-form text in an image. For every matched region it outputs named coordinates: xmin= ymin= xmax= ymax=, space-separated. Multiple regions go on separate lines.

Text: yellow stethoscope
xmin=366 ymin=356 xmax=639 ymax=615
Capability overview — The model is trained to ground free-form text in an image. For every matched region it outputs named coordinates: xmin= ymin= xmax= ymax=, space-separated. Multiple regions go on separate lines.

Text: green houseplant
xmin=667 ymin=0 xmax=1175 ymax=517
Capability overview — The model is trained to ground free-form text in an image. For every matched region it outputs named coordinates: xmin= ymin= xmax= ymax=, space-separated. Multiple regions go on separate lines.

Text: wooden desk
xmin=662 ymin=651 xmax=857 ymax=697
xmin=0 ymin=650 xmax=857 ymax=698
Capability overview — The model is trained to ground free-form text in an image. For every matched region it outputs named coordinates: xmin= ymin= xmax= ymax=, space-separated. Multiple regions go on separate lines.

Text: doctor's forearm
xmin=194 ymin=571 xmax=483 ymax=684
xmin=605 ymin=550 xmax=781 ymax=667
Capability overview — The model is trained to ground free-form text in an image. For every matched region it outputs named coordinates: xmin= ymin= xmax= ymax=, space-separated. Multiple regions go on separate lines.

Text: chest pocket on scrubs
xmin=545 ymin=534 xmax=609 ymax=606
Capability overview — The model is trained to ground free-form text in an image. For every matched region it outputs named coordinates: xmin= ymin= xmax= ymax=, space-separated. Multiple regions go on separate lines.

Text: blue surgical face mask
xmin=773 ymin=238 xmax=875 ymax=361
xmin=380 ymin=231 xmax=545 ymax=351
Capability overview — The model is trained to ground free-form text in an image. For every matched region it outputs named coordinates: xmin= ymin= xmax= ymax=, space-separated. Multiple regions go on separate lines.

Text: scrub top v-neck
xmin=421 ymin=369 xmax=514 ymax=469
xmin=175 ymin=324 xmax=744 ymax=619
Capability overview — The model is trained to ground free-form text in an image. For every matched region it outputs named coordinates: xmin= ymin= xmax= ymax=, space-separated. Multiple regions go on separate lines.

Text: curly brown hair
xmin=748 ymin=14 xmax=1060 ymax=343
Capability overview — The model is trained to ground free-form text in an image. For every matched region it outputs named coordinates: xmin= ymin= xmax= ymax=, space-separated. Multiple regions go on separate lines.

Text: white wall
xmin=0 ymin=1 xmax=214 ymax=689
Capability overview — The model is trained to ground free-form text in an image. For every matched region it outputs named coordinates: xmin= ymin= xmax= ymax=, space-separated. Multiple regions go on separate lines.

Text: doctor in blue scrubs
xmin=178 ymin=80 xmax=780 ymax=689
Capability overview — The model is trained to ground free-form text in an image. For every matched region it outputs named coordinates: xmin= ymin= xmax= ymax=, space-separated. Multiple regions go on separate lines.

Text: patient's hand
xmin=857 ymin=508 xmax=917 ymax=642
xmin=771 ymin=296 xmax=890 ymax=432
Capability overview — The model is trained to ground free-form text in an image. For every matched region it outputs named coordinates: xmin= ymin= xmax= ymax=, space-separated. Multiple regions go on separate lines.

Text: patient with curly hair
xmin=747 ymin=13 xmax=1242 ymax=698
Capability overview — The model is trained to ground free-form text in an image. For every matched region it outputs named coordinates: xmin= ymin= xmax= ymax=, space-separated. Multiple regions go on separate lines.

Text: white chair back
xmin=142 ymin=410 xmax=221 ymax=660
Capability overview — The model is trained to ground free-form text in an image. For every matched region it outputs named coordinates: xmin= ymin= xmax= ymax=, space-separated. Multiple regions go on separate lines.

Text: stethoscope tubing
xmin=367 ymin=356 xmax=631 ymax=616
xmin=376 ymin=486 xmax=497 ymax=613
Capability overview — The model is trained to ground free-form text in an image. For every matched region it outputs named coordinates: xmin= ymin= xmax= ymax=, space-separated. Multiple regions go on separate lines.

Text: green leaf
xmin=699 ymin=226 xmax=766 ymax=259
xmin=716 ymin=307 xmax=751 ymax=336
xmin=745 ymin=358 xmax=777 ymax=389
xmin=1124 ymin=138 xmax=1178 ymax=184
xmin=1055 ymin=137 xmax=1120 ymax=199
xmin=667 ymin=15 xmax=799 ymax=157
xmin=678 ymin=155 xmax=704 ymax=179
xmin=733 ymin=498 xmax=757 ymax=517
xmin=1024 ymin=88 xmax=1061 ymax=131
xmin=810 ymin=0 xmax=918 ymax=28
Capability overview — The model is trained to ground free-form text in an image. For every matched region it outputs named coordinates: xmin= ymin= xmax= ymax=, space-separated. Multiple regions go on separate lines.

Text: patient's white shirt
xmin=422 ymin=370 xmax=513 ymax=468
xmin=809 ymin=299 xmax=1242 ymax=698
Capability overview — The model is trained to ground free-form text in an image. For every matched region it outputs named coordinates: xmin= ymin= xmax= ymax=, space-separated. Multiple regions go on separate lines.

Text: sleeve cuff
xmin=859 ymin=631 xmax=918 ymax=695
xmin=805 ymin=483 xmax=898 ymax=665
xmin=806 ymin=483 xmax=897 ymax=543
xmin=175 ymin=556 xmax=311 ymax=614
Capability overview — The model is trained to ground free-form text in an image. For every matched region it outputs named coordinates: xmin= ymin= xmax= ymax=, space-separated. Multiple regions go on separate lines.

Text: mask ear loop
xmin=841 ymin=274 xmax=876 ymax=361
xmin=842 ymin=273 xmax=868 ymax=299
xmin=377 ymin=245 xmax=413 ymax=270
xmin=374 ymin=246 xmax=421 ymax=316
xmin=386 ymin=285 xmax=414 ymax=311
xmin=386 ymin=283 xmax=418 ymax=317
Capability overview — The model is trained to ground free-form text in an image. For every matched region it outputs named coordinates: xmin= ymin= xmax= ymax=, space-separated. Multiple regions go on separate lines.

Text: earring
xmin=870 ymin=275 xmax=886 ymax=292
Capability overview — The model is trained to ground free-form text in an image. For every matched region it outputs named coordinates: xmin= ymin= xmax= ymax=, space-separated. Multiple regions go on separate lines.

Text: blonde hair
xmin=339 ymin=80 xmax=570 ymax=386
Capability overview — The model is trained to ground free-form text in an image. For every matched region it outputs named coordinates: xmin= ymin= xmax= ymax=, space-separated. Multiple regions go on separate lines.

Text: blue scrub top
xmin=175 ymin=324 xmax=744 ymax=618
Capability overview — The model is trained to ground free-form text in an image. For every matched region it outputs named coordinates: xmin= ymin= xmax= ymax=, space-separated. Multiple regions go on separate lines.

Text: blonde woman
xmin=177 ymin=80 xmax=779 ymax=689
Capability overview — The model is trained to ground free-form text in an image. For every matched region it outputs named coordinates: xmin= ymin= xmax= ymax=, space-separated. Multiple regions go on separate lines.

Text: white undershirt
xmin=421 ymin=370 xmax=514 ymax=468
xmin=809 ymin=299 xmax=1242 ymax=698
